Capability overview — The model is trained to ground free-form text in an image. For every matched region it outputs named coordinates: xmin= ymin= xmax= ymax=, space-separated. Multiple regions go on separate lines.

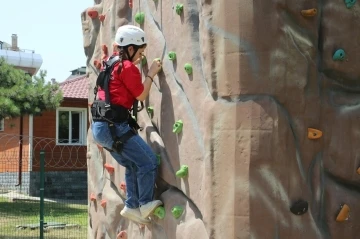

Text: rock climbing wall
xmin=82 ymin=0 xmax=360 ymax=238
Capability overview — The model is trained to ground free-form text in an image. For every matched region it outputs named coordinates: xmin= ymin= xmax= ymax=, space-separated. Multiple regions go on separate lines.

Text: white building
xmin=0 ymin=34 xmax=43 ymax=76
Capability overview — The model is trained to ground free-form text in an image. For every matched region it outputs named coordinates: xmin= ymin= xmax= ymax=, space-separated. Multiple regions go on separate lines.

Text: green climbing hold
xmin=176 ymin=4 xmax=184 ymax=15
xmin=184 ymin=63 xmax=193 ymax=74
xmin=344 ymin=0 xmax=356 ymax=8
xmin=154 ymin=206 xmax=166 ymax=219
xmin=333 ymin=49 xmax=346 ymax=61
xmin=147 ymin=106 xmax=154 ymax=118
xmin=171 ymin=206 xmax=184 ymax=219
xmin=156 ymin=154 xmax=161 ymax=165
xmin=173 ymin=120 xmax=183 ymax=134
xmin=168 ymin=51 xmax=177 ymax=61
xmin=135 ymin=12 xmax=145 ymax=24
xmin=141 ymin=56 xmax=147 ymax=65
xmin=176 ymin=165 xmax=188 ymax=178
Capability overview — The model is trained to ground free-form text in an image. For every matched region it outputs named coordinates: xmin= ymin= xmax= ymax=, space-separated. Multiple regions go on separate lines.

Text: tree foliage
xmin=0 ymin=58 xmax=63 ymax=119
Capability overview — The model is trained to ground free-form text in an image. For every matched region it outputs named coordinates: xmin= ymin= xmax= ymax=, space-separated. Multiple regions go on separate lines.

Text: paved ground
xmin=0 ymin=190 xmax=87 ymax=205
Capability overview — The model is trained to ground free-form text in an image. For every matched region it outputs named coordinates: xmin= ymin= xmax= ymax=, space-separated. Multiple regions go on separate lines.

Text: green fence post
xmin=40 ymin=150 xmax=45 ymax=239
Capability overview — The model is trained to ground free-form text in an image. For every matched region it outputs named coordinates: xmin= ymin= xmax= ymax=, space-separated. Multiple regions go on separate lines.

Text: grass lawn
xmin=0 ymin=197 xmax=87 ymax=239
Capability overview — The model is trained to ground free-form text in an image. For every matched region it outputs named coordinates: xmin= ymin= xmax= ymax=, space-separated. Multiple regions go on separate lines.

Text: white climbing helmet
xmin=114 ymin=25 xmax=147 ymax=47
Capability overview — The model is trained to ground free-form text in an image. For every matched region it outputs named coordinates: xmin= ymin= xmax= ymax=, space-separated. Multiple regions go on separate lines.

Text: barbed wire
xmin=0 ymin=133 xmax=87 ymax=169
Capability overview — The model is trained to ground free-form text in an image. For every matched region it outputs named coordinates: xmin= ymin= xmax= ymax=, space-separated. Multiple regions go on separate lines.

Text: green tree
xmin=0 ymin=58 xmax=63 ymax=119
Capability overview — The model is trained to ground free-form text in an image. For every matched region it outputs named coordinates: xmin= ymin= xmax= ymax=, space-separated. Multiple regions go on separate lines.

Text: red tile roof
xmin=59 ymin=75 xmax=89 ymax=99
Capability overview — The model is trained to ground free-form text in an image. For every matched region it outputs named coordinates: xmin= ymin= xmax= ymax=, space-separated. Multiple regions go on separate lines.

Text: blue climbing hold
xmin=344 ymin=0 xmax=356 ymax=8
xmin=333 ymin=49 xmax=346 ymax=61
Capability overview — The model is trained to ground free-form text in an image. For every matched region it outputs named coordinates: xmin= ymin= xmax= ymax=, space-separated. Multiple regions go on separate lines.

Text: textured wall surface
xmin=82 ymin=0 xmax=359 ymax=238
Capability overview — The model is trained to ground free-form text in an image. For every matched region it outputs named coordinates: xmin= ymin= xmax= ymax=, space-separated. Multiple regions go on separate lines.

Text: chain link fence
xmin=0 ymin=133 xmax=88 ymax=239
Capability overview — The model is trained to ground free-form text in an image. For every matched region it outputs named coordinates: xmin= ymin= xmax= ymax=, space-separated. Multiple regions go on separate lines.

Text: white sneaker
xmin=120 ymin=206 xmax=151 ymax=225
xmin=140 ymin=200 xmax=163 ymax=218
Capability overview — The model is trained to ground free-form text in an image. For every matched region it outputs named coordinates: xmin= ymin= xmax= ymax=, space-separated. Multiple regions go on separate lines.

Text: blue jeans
xmin=91 ymin=121 xmax=158 ymax=209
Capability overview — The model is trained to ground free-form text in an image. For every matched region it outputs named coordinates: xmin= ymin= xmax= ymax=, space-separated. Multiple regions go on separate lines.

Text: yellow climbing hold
xmin=336 ymin=204 xmax=350 ymax=222
xmin=307 ymin=128 xmax=322 ymax=139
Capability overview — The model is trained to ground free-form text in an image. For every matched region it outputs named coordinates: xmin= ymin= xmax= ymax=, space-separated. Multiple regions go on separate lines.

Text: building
xmin=0 ymin=35 xmax=88 ymax=199
xmin=0 ymin=34 xmax=42 ymax=75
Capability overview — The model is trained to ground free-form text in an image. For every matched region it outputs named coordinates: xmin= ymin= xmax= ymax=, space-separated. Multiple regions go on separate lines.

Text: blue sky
xmin=0 ymin=0 xmax=91 ymax=82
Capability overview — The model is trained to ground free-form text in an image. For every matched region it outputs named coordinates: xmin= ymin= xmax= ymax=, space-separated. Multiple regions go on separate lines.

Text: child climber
xmin=91 ymin=25 xmax=163 ymax=224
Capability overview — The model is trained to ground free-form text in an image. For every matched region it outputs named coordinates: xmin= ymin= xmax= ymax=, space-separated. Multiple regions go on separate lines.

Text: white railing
xmin=0 ymin=46 xmax=35 ymax=54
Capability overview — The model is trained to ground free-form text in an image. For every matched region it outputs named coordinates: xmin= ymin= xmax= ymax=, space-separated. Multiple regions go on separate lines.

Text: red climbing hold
xmin=102 ymin=44 xmax=109 ymax=60
xmin=129 ymin=0 xmax=133 ymax=9
xmin=99 ymin=14 xmax=106 ymax=22
xmin=90 ymin=193 xmax=96 ymax=202
xmin=104 ymin=163 xmax=115 ymax=174
xmin=96 ymin=144 xmax=103 ymax=151
xmin=120 ymin=182 xmax=126 ymax=192
xmin=94 ymin=60 xmax=101 ymax=70
xmin=87 ymin=9 xmax=99 ymax=19
xmin=100 ymin=199 xmax=107 ymax=208
xmin=117 ymin=231 xmax=127 ymax=239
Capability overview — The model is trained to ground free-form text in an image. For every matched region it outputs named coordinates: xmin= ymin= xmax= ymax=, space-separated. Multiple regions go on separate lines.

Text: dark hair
xmin=116 ymin=44 xmax=147 ymax=73
xmin=116 ymin=47 xmax=124 ymax=74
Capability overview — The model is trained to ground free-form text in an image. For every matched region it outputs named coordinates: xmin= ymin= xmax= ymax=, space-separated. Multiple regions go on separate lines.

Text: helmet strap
xmin=124 ymin=45 xmax=139 ymax=62
xmin=130 ymin=48 xmax=138 ymax=61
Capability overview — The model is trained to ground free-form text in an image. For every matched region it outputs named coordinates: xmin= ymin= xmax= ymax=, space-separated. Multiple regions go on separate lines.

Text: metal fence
xmin=0 ymin=133 xmax=88 ymax=239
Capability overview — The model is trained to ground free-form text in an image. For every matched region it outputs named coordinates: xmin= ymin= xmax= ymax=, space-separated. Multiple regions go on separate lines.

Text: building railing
xmin=0 ymin=46 xmax=36 ymax=54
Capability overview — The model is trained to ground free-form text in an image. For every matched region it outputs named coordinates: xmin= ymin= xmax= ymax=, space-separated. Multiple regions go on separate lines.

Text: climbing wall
xmin=82 ymin=0 xmax=360 ymax=238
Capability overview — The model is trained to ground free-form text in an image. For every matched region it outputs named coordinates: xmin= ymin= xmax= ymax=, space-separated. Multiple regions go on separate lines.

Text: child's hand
xmin=149 ymin=59 xmax=162 ymax=77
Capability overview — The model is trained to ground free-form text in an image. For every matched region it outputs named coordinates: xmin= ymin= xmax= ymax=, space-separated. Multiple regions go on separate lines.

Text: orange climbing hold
xmin=307 ymin=128 xmax=322 ymax=139
xmin=336 ymin=204 xmax=350 ymax=222
xmin=100 ymin=199 xmax=107 ymax=208
xmin=90 ymin=193 xmax=96 ymax=201
xmin=120 ymin=182 xmax=126 ymax=192
xmin=87 ymin=9 xmax=99 ymax=19
xmin=117 ymin=231 xmax=127 ymax=239
xmin=129 ymin=0 xmax=133 ymax=9
xmin=99 ymin=14 xmax=106 ymax=22
xmin=357 ymin=167 xmax=360 ymax=175
xmin=94 ymin=60 xmax=101 ymax=70
xmin=301 ymin=8 xmax=317 ymax=17
xmin=104 ymin=163 xmax=115 ymax=174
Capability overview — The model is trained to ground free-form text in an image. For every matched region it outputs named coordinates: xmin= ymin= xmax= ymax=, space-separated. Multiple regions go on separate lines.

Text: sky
xmin=0 ymin=0 xmax=91 ymax=82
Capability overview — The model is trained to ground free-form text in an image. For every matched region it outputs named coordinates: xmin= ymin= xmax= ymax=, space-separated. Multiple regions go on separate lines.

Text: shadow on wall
xmin=159 ymin=70 xmax=182 ymax=185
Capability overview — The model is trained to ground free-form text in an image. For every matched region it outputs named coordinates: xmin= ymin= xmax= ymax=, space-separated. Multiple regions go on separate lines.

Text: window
xmin=56 ymin=108 xmax=87 ymax=145
xmin=0 ymin=119 xmax=4 ymax=131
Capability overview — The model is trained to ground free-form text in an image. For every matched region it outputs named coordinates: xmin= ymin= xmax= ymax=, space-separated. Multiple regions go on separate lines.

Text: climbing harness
xmin=91 ymin=55 xmax=143 ymax=154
